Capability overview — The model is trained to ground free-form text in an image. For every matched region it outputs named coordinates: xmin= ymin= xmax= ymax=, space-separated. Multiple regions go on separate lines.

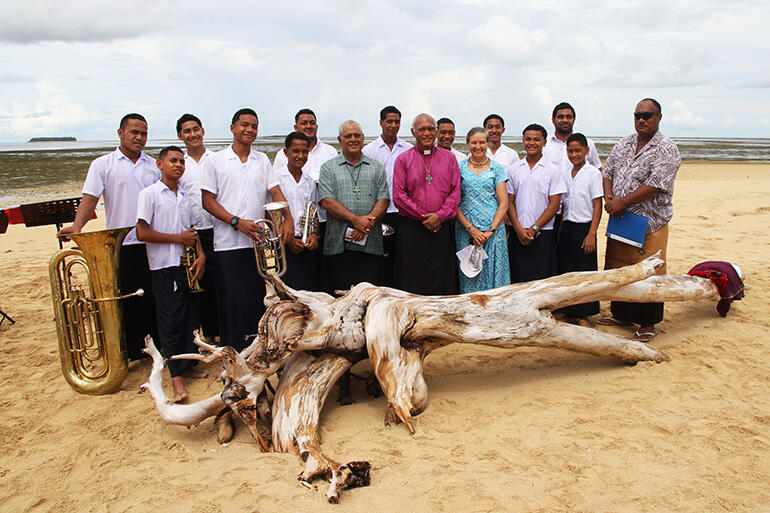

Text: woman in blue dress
xmin=455 ymin=127 xmax=510 ymax=292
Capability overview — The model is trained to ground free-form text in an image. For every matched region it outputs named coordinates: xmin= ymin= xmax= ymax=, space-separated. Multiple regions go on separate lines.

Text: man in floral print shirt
xmin=600 ymin=98 xmax=681 ymax=342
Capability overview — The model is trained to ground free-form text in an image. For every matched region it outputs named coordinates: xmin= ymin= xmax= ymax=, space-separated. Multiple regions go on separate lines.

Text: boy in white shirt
xmin=136 ymin=146 xmax=205 ymax=403
xmin=556 ymin=133 xmax=603 ymax=326
xmin=272 ymin=131 xmax=322 ymax=291
xmin=507 ymin=124 xmax=566 ymax=283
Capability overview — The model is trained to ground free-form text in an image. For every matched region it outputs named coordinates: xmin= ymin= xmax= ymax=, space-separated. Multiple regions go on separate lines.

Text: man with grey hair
xmin=318 ymin=120 xmax=390 ymax=293
xmin=392 ymin=113 xmax=461 ymax=295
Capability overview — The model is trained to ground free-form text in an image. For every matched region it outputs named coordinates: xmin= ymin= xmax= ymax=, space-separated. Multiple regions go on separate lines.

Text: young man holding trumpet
xmin=136 ymin=145 xmax=205 ymax=403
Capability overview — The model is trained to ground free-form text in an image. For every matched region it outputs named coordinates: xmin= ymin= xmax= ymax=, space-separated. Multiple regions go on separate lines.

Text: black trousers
xmin=216 ymin=248 xmax=265 ymax=351
xmin=151 ymin=266 xmax=199 ymax=377
xmin=556 ymin=221 xmax=600 ymax=318
xmin=508 ymin=229 xmax=558 ymax=284
xmin=284 ymin=241 xmax=322 ymax=291
xmin=197 ymin=228 xmax=220 ymax=339
xmin=382 ymin=213 xmax=400 ymax=288
xmin=119 ymin=244 xmax=158 ymax=360
xmin=323 ymin=251 xmax=385 ymax=294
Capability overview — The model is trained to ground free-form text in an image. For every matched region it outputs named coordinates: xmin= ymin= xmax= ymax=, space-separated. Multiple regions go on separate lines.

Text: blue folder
xmin=606 ymin=211 xmax=648 ymax=248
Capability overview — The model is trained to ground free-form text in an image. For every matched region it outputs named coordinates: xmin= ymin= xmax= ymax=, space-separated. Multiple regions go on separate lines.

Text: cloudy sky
xmin=1 ymin=0 xmax=768 ymax=142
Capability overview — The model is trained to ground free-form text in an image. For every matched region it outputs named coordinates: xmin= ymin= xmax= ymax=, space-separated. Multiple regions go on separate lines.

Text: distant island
xmin=28 ymin=137 xmax=77 ymax=142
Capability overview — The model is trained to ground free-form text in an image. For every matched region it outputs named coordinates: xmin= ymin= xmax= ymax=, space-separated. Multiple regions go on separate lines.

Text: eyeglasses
xmin=413 ymin=126 xmax=437 ymax=133
xmin=634 ymin=112 xmax=658 ymax=121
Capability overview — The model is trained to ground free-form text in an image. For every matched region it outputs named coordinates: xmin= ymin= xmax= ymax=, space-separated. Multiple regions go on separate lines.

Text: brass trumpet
xmin=253 ymin=201 xmax=288 ymax=278
xmin=181 ymin=241 xmax=204 ymax=293
xmin=49 ymin=227 xmax=144 ymax=394
xmin=299 ymin=198 xmax=319 ymax=244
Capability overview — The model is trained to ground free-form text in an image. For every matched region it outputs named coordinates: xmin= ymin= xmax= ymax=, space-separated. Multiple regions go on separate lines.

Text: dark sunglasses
xmin=634 ymin=112 xmax=658 ymax=120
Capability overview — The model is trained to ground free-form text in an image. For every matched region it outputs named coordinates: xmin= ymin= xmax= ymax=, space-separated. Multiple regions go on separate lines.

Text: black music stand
xmin=19 ymin=197 xmax=83 ymax=249
xmin=0 ymin=211 xmax=13 ymax=324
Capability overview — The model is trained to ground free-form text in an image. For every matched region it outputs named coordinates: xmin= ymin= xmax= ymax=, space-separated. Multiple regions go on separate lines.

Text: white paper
xmin=345 ymin=227 xmax=367 ymax=246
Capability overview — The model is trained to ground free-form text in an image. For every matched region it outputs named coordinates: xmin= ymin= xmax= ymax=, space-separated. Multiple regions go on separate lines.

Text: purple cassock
xmin=392 ymin=146 xmax=461 ymax=295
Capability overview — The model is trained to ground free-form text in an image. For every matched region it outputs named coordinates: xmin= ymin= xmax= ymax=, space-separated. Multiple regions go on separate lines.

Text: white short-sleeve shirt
xmin=200 ymin=145 xmax=279 ymax=252
xmin=81 ymin=148 xmax=161 ymax=245
xmin=449 ymin=147 xmax=466 ymax=163
xmin=543 ymin=134 xmax=602 ymax=171
xmin=561 ymin=163 xmax=604 ymax=224
xmin=506 ymin=157 xmax=567 ymax=230
xmin=362 ymin=135 xmax=412 ymax=213
xmin=179 ymin=149 xmax=215 ymax=230
xmin=136 ymin=180 xmax=193 ymax=271
xmin=273 ymin=140 xmax=337 ymax=222
xmin=272 ymin=164 xmax=318 ymax=238
xmin=486 ymin=143 xmax=520 ymax=169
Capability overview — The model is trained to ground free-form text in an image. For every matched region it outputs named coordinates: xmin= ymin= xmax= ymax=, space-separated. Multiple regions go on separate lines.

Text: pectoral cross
xmin=353 ymin=185 xmax=361 ymax=199
xmin=425 ymin=173 xmax=433 ymax=185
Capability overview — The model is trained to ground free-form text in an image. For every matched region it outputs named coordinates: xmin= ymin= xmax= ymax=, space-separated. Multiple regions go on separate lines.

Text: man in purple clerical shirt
xmin=392 ymin=113 xmax=461 ymax=295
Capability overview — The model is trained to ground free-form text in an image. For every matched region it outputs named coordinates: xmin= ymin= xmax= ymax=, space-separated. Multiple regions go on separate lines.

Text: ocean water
xmin=1 ymin=136 xmax=768 ymax=208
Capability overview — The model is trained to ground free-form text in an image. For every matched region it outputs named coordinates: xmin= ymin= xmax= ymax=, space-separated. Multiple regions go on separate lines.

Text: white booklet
xmin=344 ymin=227 xmax=367 ymax=246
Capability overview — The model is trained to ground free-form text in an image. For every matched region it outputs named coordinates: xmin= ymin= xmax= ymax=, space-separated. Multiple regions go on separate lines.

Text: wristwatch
xmin=229 ymin=216 xmax=240 ymax=230
xmin=530 ymin=223 xmax=541 ymax=238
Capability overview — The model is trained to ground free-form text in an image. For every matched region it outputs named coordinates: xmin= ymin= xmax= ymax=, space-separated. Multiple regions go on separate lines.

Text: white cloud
xmin=0 ymin=82 xmax=97 ymax=137
xmin=0 ymin=1 xmax=180 ymax=43
xmin=666 ymin=100 xmax=705 ymax=130
xmin=468 ymin=15 xmax=547 ymax=63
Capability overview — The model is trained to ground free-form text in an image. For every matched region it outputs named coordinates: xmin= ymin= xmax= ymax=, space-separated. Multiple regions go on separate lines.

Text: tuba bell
xmin=49 ymin=227 xmax=144 ymax=394
xmin=253 ymin=201 xmax=288 ymax=279
xmin=299 ymin=198 xmax=319 ymax=244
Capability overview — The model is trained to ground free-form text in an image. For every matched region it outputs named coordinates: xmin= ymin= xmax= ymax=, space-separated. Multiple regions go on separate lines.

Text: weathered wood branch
xmin=144 ymin=254 xmax=726 ymax=503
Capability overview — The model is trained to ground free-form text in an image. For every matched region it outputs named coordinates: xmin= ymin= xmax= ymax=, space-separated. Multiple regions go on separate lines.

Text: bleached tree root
xmin=143 ymin=254 xmax=728 ymax=503
xmin=272 ymin=352 xmax=370 ymax=503
xmin=139 ymin=336 xmax=225 ymax=426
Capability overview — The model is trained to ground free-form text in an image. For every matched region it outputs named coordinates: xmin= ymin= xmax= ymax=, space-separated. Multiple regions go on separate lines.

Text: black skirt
xmin=393 ymin=216 xmax=458 ymax=295
xmin=556 ymin=221 xmax=600 ymax=318
xmin=508 ymin=229 xmax=557 ymax=284
xmin=215 ymin=248 xmax=265 ymax=351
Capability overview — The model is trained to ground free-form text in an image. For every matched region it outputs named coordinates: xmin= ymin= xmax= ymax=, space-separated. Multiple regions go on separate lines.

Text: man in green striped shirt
xmin=319 ymin=120 xmax=390 ymax=293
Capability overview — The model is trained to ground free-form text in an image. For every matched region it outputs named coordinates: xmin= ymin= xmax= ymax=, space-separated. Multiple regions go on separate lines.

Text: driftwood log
xmin=142 ymin=253 xmax=722 ymax=502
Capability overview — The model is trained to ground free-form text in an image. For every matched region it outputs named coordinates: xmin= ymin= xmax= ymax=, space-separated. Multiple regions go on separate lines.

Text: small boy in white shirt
xmin=136 ymin=146 xmax=205 ymax=403
xmin=556 ymin=133 xmax=603 ymax=326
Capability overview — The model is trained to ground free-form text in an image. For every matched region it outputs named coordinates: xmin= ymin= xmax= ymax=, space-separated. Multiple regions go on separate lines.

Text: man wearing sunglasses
xmin=599 ymin=98 xmax=681 ymax=342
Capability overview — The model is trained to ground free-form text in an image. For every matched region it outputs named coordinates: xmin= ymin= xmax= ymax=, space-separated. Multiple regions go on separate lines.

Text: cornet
xmin=253 ymin=201 xmax=288 ymax=279
xmin=181 ymin=242 xmax=204 ymax=293
xmin=299 ymin=198 xmax=319 ymax=244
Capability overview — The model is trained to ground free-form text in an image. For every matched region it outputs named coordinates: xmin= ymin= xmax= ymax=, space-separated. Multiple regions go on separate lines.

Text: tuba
xmin=253 ymin=201 xmax=288 ymax=279
xmin=49 ymin=227 xmax=143 ymax=394
xmin=299 ymin=198 xmax=319 ymax=244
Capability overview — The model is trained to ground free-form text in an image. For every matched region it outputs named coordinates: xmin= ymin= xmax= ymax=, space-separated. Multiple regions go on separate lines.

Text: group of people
xmin=58 ymin=98 xmax=681 ymax=402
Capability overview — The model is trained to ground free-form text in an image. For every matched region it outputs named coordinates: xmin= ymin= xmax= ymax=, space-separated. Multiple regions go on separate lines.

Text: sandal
xmin=633 ymin=330 xmax=656 ymax=342
xmin=597 ymin=316 xmax=633 ymax=327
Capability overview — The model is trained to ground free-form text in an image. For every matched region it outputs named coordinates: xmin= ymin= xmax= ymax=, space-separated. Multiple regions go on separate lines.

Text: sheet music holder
xmin=606 ymin=211 xmax=649 ymax=248
xmin=18 ymin=197 xmax=89 ymax=249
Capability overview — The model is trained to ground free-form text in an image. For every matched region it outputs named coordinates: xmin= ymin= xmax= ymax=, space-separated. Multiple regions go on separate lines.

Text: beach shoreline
xmin=0 ymin=161 xmax=768 ymax=512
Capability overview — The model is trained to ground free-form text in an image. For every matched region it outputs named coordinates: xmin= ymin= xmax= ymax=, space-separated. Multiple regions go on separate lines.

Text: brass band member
xmin=58 ymin=113 xmax=160 ymax=361
xmin=200 ymin=108 xmax=293 ymax=351
xmin=273 ymin=132 xmax=322 ymax=291
xmin=136 ymin=146 xmax=205 ymax=403
xmin=176 ymin=113 xmax=219 ymax=342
